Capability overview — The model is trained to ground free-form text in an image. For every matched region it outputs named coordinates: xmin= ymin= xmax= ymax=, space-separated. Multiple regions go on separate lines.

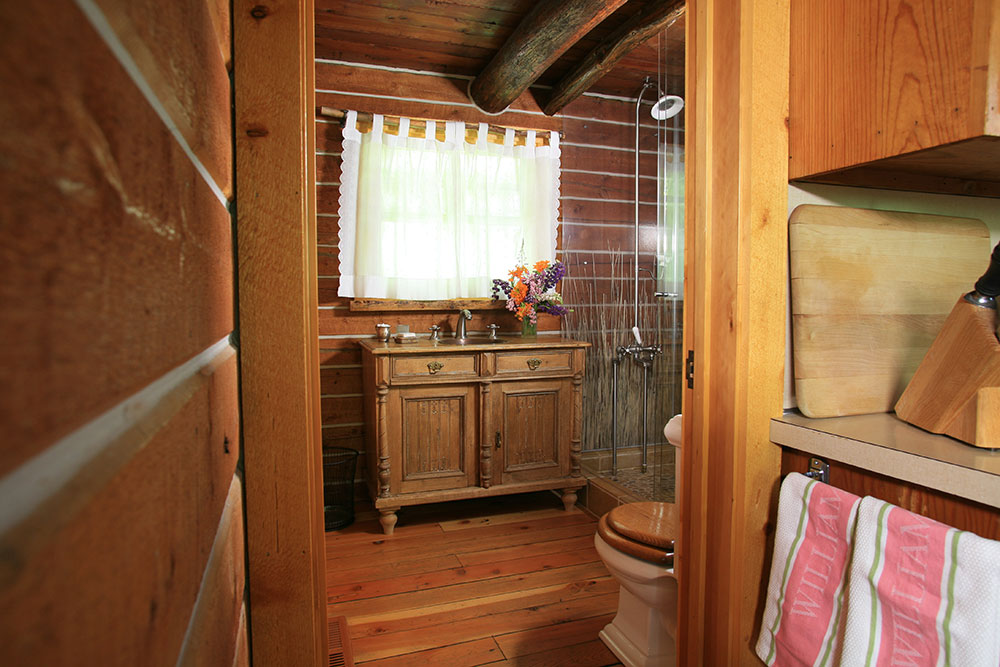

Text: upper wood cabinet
xmin=789 ymin=0 xmax=1000 ymax=196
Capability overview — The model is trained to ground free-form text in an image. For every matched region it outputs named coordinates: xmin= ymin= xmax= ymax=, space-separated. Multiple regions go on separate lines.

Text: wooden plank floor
xmin=326 ymin=491 xmax=623 ymax=666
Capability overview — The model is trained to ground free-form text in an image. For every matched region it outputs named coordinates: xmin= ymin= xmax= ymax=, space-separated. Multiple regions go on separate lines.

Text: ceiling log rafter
xmin=468 ymin=0 xmax=628 ymax=114
xmin=544 ymin=0 xmax=685 ymax=115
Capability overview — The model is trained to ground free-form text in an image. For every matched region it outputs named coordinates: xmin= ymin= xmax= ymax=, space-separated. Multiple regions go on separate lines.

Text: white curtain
xmin=337 ymin=111 xmax=560 ymax=299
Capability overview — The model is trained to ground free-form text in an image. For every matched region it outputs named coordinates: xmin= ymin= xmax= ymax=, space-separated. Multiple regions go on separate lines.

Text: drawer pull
xmin=495 ymin=431 xmax=502 ymax=450
xmin=427 ymin=361 xmax=444 ymax=374
xmin=526 ymin=358 xmax=542 ymax=370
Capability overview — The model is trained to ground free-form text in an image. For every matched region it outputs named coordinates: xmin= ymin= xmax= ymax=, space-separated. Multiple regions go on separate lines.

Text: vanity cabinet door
xmin=389 ymin=384 xmax=478 ymax=494
xmin=488 ymin=379 xmax=571 ymax=486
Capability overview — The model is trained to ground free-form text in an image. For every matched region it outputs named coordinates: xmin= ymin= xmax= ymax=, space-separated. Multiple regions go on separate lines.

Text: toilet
xmin=595 ymin=415 xmax=682 ymax=667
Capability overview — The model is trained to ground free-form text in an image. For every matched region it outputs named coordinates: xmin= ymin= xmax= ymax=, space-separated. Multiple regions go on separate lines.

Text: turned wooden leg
xmin=378 ymin=509 xmax=399 ymax=535
xmin=561 ymin=488 xmax=578 ymax=511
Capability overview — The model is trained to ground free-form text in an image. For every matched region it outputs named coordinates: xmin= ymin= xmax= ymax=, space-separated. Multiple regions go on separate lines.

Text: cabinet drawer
xmin=495 ymin=350 xmax=573 ymax=377
xmin=391 ymin=354 xmax=478 ymax=381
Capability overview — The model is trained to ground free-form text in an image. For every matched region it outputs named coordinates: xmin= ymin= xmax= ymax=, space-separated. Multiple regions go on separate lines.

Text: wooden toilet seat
xmin=598 ymin=501 xmax=677 ymax=566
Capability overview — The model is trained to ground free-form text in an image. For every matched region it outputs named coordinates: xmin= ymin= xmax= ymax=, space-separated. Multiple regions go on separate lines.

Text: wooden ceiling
xmin=315 ymin=0 xmax=686 ymax=108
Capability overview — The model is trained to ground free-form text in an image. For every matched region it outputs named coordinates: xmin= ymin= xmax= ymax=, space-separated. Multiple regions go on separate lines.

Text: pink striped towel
xmin=756 ymin=472 xmax=862 ymax=666
xmin=839 ymin=496 xmax=1000 ymax=666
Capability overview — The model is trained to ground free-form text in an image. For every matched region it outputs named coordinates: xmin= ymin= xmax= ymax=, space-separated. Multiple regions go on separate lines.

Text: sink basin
xmin=434 ymin=338 xmax=507 ymax=345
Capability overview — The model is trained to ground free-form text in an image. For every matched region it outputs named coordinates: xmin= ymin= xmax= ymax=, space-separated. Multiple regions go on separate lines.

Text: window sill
xmin=348 ymin=298 xmax=507 ymax=312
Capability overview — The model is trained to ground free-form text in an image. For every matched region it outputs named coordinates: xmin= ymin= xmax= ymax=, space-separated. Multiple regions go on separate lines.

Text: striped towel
xmin=756 ymin=472 xmax=862 ymax=666
xmin=840 ymin=497 xmax=1000 ymax=666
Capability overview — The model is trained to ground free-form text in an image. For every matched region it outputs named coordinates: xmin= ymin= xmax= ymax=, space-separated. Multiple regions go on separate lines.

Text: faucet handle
xmin=486 ymin=324 xmax=499 ymax=340
xmin=428 ymin=324 xmax=441 ymax=341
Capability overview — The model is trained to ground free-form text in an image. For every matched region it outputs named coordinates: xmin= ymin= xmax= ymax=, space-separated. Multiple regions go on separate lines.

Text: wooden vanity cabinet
xmin=360 ymin=339 xmax=588 ymax=534
xmin=389 ymin=384 xmax=479 ymax=495
xmin=486 ymin=379 xmax=572 ymax=487
xmin=789 ymin=0 xmax=1000 ymax=195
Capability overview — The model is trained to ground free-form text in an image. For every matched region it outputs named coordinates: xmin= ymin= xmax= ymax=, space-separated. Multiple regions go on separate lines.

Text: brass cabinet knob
xmin=427 ymin=361 xmax=444 ymax=374
xmin=526 ymin=358 xmax=542 ymax=370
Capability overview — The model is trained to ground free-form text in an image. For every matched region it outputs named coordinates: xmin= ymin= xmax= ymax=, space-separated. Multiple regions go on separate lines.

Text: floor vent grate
xmin=328 ymin=615 xmax=354 ymax=667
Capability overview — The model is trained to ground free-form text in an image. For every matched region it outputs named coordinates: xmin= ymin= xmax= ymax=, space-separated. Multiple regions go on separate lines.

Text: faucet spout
xmin=455 ymin=309 xmax=472 ymax=341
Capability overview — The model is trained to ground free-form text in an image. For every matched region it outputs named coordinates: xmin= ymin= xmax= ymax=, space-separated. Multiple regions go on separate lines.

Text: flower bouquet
xmin=491 ymin=260 xmax=568 ymax=334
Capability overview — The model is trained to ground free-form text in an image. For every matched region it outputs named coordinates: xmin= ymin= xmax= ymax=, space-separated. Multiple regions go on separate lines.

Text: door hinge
xmin=685 ymin=350 xmax=694 ymax=388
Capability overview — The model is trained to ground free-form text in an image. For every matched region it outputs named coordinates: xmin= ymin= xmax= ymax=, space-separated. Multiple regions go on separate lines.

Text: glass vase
xmin=521 ymin=318 xmax=537 ymax=338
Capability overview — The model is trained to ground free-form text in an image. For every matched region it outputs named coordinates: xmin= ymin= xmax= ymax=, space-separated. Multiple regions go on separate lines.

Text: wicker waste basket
xmin=323 ymin=447 xmax=359 ymax=531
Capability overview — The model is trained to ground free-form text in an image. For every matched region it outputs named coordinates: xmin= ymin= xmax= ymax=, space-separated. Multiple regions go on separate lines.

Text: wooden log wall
xmin=0 ymin=2 xmax=246 ymax=665
xmin=315 ymin=59 xmax=683 ymax=470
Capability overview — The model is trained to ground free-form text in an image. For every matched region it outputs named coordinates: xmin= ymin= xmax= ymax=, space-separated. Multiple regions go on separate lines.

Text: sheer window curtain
xmin=337 ymin=110 xmax=560 ymax=300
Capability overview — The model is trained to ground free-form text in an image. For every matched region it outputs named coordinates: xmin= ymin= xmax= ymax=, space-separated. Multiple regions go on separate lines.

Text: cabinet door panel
xmin=490 ymin=380 xmax=571 ymax=484
xmin=390 ymin=385 xmax=477 ymax=494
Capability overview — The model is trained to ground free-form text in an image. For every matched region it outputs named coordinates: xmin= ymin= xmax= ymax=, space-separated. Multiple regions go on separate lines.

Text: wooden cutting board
xmin=790 ymin=205 xmax=991 ymax=418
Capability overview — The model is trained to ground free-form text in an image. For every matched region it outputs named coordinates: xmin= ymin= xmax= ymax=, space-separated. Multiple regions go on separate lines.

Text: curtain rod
xmin=318 ymin=106 xmax=564 ymax=138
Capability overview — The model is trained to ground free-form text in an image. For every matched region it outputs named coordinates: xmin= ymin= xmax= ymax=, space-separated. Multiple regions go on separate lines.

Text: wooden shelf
xmin=770 ymin=410 xmax=1000 ymax=509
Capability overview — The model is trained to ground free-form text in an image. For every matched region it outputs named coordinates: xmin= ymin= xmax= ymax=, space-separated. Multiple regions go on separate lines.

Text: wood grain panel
xmin=561 ymin=116 xmax=674 ymax=153
xmin=318 ymin=278 xmax=345 ymax=305
xmin=392 ymin=385 xmax=477 ymax=494
xmin=321 ymin=367 xmax=363 ymax=395
xmin=322 ymin=396 xmax=366 ymax=425
xmin=93 ymin=0 xmax=233 ymax=196
xmin=232 ymin=605 xmax=249 ymax=667
xmin=782 ymin=449 xmax=1000 ymax=539
xmin=789 ymin=0 xmax=994 ymax=180
xmin=0 ymin=0 xmax=234 ymax=476
xmin=681 ymin=0 xmax=789 ymax=662
xmin=560 ymin=144 xmax=660 ymax=180
xmin=560 ymin=169 xmax=660 ymax=202
xmin=319 ymin=339 xmax=363 ymax=366
xmin=0 ymin=353 xmax=240 ymax=665
xmin=562 ymin=221 xmax=659 ymax=252
xmin=317 ymin=216 xmax=340 ymax=245
xmin=317 ymin=182 xmax=341 ymax=213
xmin=317 ymin=153 xmax=341 ymax=182
xmin=176 ymin=476 xmax=247 ymax=667
xmin=235 ymin=0 xmax=326 ymax=663
xmin=317 ymin=247 xmax=340 ymax=276
xmin=318 ymin=309 xmax=561 ymax=336
xmin=560 ymin=198 xmax=657 ymax=226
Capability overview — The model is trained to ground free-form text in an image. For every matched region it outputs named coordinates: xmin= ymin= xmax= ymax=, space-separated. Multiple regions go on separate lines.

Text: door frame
xmin=679 ymin=0 xmax=790 ymax=663
xmin=234 ymin=1 xmax=327 ymax=664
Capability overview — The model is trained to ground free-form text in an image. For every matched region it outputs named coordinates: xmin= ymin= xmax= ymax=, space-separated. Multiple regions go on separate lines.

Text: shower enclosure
xmin=562 ymin=35 xmax=685 ymax=504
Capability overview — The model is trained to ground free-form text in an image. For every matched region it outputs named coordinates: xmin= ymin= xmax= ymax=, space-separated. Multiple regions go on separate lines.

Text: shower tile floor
xmin=610 ymin=466 xmax=675 ymax=503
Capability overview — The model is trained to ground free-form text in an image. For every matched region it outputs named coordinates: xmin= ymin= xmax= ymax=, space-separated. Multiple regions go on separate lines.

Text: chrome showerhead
xmin=651 ymin=95 xmax=684 ymax=120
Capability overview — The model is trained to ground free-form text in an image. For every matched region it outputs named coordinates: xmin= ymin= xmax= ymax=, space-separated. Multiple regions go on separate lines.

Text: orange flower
xmin=509 ymin=265 xmax=527 ymax=281
xmin=510 ymin=281 xmax=527 ymax=304
xmin=533 ymin=260 xmax=549 ymax=273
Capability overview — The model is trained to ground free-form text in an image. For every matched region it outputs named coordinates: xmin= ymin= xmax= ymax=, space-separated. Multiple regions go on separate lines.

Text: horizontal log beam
xmin=468 ymin=0 xmax=627 ymax=115
xmin=544 ymin=0 xmax=686 ymax=116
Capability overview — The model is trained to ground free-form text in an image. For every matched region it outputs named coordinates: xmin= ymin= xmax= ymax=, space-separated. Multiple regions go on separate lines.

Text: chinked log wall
xmin=0 ymin=1 xmax=246 ymax=665
xmin=314 ymin=59 xmax=678 ymax=469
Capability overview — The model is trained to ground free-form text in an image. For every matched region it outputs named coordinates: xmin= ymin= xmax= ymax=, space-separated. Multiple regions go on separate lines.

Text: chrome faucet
xmin=455 ymin=309 xmax=472 ymax=342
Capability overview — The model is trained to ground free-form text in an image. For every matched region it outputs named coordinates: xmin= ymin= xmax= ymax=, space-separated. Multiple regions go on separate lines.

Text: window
xmin=337 ymin=111 xmax=560 ymax=300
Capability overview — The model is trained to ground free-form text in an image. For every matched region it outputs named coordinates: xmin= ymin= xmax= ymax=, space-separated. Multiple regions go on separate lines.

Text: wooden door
xmin=489 ymin=380 xmax=571 ymax=485
xmin=390 ymin=384 xmax=479 ymax=494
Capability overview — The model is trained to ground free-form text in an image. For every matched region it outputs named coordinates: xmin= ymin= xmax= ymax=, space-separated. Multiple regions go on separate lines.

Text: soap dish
xmin=393 ymin=334 xmax=418 ymax=344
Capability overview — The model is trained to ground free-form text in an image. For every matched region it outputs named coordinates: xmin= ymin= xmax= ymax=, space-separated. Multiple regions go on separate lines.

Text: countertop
xmin=358 ymin=335 xmax=590 ymax=354
xmin=771 ymin=410 xmax=1000 ymax=509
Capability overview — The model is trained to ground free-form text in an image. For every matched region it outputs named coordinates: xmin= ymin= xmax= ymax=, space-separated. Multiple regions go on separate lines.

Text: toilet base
xmin=598 ymin=585 xmax=676 ymax=667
